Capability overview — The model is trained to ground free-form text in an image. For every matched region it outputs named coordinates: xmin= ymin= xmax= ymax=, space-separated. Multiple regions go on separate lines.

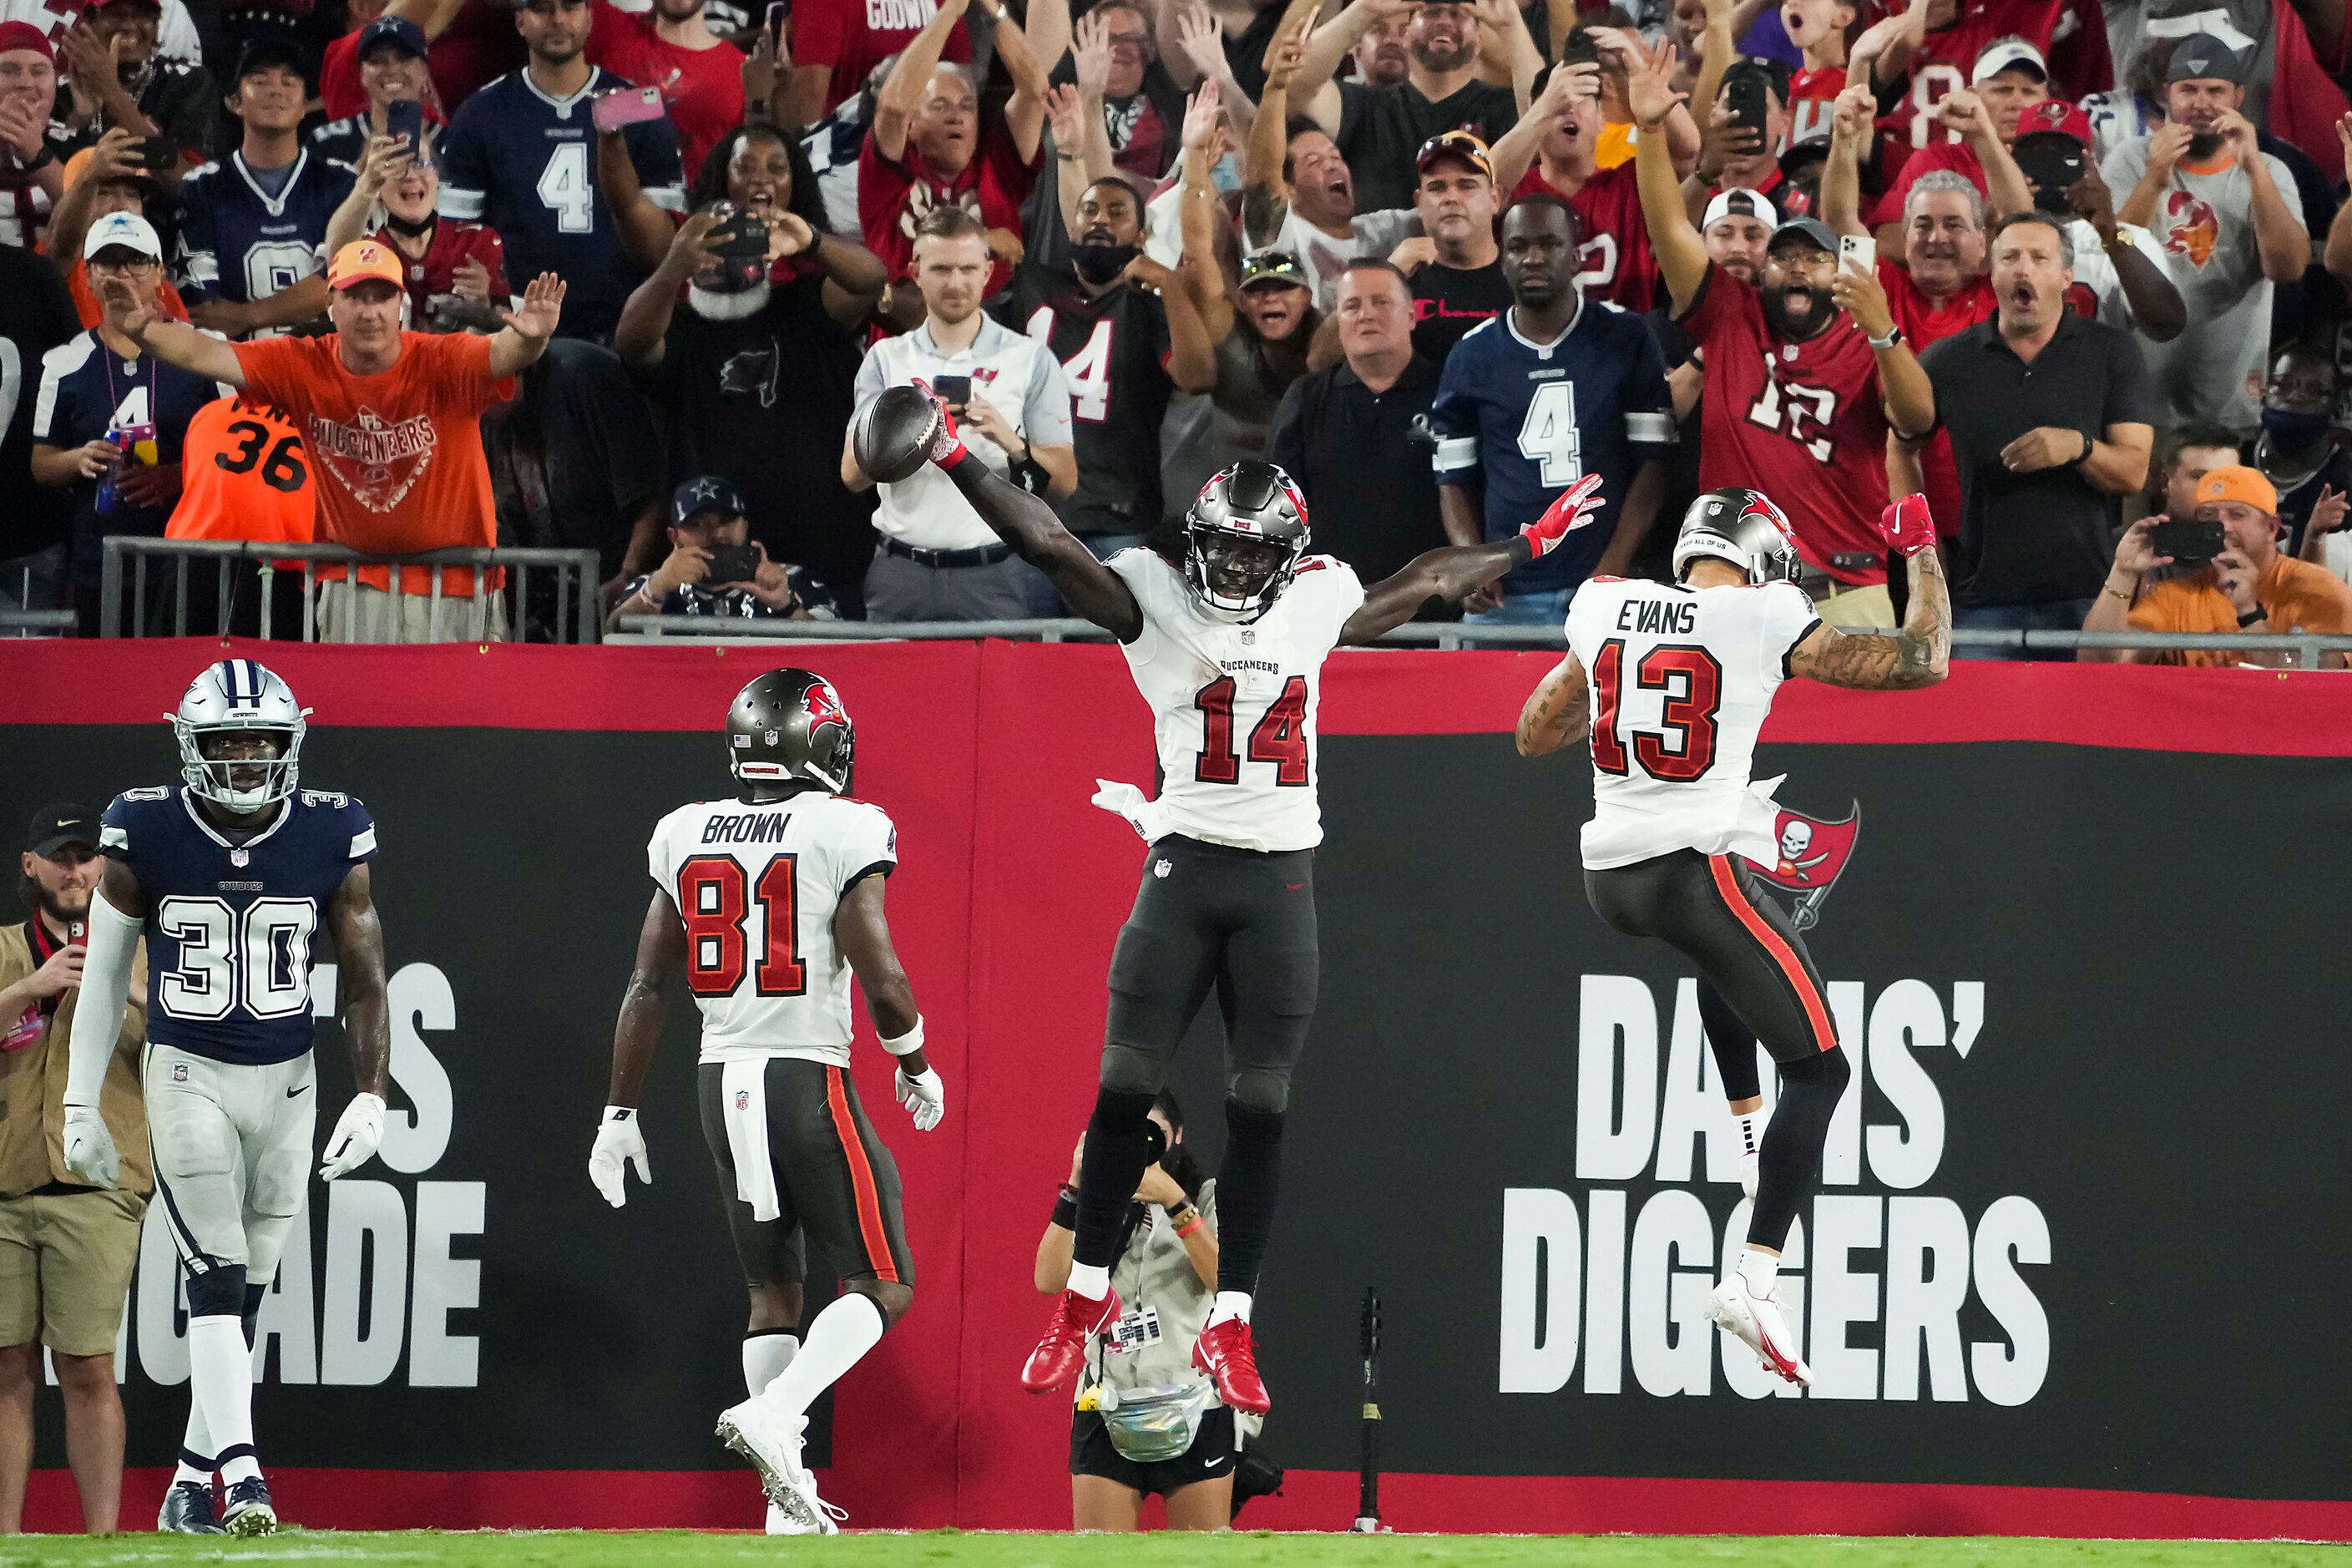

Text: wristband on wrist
xmin=1051 ymin=1188 xmax=1079 ymax=1228
xmin=1176 ymin=1215 xmax=1206 ymax=1238
xmin=2238 ymin=604 xmax=2265 ymax=627
xmin=2074 ymin=431 xmax=2092 ymax=464
xmin=1867 ymin=324 xmax=1901 ymax=350
xmin=880 ymin=1014 xmax=925 ymax=1056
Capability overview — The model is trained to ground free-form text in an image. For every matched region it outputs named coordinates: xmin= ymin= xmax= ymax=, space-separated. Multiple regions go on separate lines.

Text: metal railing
xmin=611 ymin=617 xmax=2352 ymax=665
xmin=99 ymin=539 xmax=604 ymax=644
xmin=0 ymin=609 xmax=78 ymax=637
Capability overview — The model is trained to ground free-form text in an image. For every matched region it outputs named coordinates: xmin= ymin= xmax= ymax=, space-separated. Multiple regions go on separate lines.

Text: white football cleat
xmin=1739 ymin=1150 xmax=1760 ymax=1201
xmin=716 ymin=1400 xmax=829 ymax=1533
xmin=1707 ymin=1272 xmax=1812 ymax=1387
xmin=766 ymin=1495 xmax=844 ymax=1536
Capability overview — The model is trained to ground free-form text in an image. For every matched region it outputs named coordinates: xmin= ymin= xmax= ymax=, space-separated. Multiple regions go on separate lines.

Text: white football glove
xmin=896 ymin=1066 xmax=945 ymax=1131
xmin=61 ymin=1103 xmax=119 ymax=1187
xmin=589 ymin=1106 xmax=650 ymax=1206
xmin=319 ymin=1091 xmax=387 ymax=1181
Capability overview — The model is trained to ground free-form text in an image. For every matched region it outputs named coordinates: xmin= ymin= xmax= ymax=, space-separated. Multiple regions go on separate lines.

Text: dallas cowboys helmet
xmin=1183 ymin=460 xmax=1311 ymax=621
xmin=728 ymin=668 xmax=854 ymax=793
xmin=1672 ymin=488 xmax=1803 ymax=586
xmin=172 ymin=659 xmax=309 ymax=812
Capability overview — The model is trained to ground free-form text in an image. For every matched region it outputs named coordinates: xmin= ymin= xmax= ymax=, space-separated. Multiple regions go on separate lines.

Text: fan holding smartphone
xmin=606 ymin=475 xmax=836 ymax=630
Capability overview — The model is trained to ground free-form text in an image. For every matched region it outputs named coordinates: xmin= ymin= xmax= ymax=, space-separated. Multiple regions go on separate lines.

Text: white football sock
xmin=1734 ymin=1110 xmax=1764 ymax=1156
xmin=1737 ymin=1247 xmax=1779 ymax=1300
xmin=188 ymin=1315 xmax=260 ymax=1484
xmin=758 ymin=1293 xmax=885 ymax=1421
xmin=1065 ymin=1262 xmax=1110 ymax=1302
xmin=175 ymin=1390 xmax=215 ymax=1486
xmin=1206 ymin=1291 xmax=1252 ymax=1327
xmin=742 ymin=1332 xmax=800 ymax=1399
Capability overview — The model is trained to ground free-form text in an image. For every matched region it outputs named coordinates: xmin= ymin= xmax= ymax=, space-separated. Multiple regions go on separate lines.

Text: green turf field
xmin=0 ymin=1535 xmax=2344 ymax=1567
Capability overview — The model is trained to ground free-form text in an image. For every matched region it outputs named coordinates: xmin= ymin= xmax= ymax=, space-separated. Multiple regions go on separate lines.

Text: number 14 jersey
xmin=1106 ymin=548 xmax=1366 ymax=855
xmin=1565 ymin=576 xmax=1818 ymax=872
xmin=645 ymin=793 xmax=898 ymax=1065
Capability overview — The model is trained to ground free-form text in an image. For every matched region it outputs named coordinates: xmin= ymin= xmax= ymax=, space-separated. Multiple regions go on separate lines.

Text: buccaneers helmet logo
xmin=803 ymin=679 xmax=848 ymax=733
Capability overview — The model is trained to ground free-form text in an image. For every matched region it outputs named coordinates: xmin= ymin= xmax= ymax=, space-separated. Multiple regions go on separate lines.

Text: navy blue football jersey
xmin=1429 ymin=302 xmax=1676 ymax=594
xmin=310 ymin=114 xmax=370 ymax=174
xmin=436 ymin=68 xmax=686 ymax=339
xmin=175 ymin=150 xmax=355 ymax=334
xmin=99 ymin=785 xmax=377 ymax=1066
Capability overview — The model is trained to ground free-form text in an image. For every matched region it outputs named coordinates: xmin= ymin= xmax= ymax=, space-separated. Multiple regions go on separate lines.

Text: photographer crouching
xmin=605 ymin=476 xmax=837 ymax=630
xmin=1036 ymin=1092 xmax=1258 ymax=1531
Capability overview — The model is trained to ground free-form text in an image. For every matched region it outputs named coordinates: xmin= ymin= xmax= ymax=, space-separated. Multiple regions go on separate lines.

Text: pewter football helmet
xmin=171 ymin=659 xmax=309 ymax=811
xmin=1184 ymin=461 xmax=1310 ymax=622
xmin=1673 ymin=488 xmax=1803 ymax=586
xmin=727 ymin=668 xmax=854 ymax=793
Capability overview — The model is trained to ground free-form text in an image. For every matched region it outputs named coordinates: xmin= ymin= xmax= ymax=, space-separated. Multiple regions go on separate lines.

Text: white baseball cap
xmin=1702 ymin=187 xmax=1779 ymax=231
xmin=83 ymin=210 xmax=162 ymax=263
xmin=1971 ymin=36 xmax=2047 ymax=83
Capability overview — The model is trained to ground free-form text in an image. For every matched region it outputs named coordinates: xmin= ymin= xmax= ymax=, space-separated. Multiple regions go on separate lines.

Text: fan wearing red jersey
xmin=1630 ymin=41 xmax=1937 ymax=629
xmin=852 ymin=382 xmax=1605 ymax=1418
xmin=1517 ymin=488 xmax=1949 ymax=1385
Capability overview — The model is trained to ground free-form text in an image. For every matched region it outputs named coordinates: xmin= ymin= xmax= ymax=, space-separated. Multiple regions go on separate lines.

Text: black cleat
xmin=158 ymin=1479 xmax=224 ymax=1535
xmin=221 ymin=1475 xmax=279 ymax=1535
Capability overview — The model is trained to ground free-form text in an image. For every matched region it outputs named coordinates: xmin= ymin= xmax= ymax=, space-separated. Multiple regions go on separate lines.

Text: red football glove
xmin=1876 ymin=493 xmax=1935 ymax=558
xmin=910 ymin=378 xmax=973 ymax=471
xmin=1520 ymin=473 xmax=1606 ymax=560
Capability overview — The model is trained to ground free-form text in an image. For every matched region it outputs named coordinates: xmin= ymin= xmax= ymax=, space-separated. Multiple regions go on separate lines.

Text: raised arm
xmin=1490 ymin=58 xmax=1596 ymax=194
xmin=1292 ymin=0 xmax=1395 ymax=127
xmin=1787 ymin=497 xmax=1950 ymax=688
xmin=853 ymin=385 xmax=1145 ymax=638
xmin=1515 ymin=649 xmax=1592 ymax=756
xmin=1241 ymin=7 xmax=1312 ymax=247
xmin=994 ymin=0 xmax=1053 ymax=164
xmin=1178 ymin=85 xmax=1237 ymax=343
xmin=595 ymin=124 xmax=680 ymax=278
xmin=873 ymin=0 xmax=975 ymax=164
xmin=1822 ymin=83 xmax=1872 ymax=235
xmin=1630 ymin=42 xmax=1708 ymax=311
xmin=1340 ymin=473 xmax=1605 ymax=642
xmin=1828 ymin=258 xmax=1935 ymax=438
xmin=487 ymin=273 xmax=566 ymax=379
xmin=100 ymin=276 xmax=245 ymax=387
xmin=615 ymin=209 xmax=719 ymax=369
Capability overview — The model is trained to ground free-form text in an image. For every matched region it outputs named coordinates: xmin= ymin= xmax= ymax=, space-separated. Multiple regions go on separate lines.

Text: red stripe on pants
xmin=825 ymin=1066 xmax=899 ymax=1283
xmin=1707 ymin=854 xmax=1838 ymax=1053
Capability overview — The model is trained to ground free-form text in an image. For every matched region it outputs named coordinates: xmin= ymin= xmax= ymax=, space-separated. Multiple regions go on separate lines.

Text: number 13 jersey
xmin=645 ymin=793 xmax=898 ymax=1065
xmin=1565 ymin=575 xmax=1818 ymax=871
xmin=1106 ymin=548 xmax=1367 ymax=854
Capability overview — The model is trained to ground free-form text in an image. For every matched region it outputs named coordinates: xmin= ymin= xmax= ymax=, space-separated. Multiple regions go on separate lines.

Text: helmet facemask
xmin=1186 ymin=526 xmax=1304 ymax=620
xmin=178 ymin=721 xmax=304 ymax=812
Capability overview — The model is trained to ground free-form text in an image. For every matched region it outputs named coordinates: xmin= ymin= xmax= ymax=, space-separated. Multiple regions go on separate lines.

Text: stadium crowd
xmin=4 ymin=0 xmax=2352 ymax=658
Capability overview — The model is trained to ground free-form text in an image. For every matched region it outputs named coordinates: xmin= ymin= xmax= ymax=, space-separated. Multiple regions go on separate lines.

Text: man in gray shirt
xmin=2099 ymin=33 xmax=2309 ymax=433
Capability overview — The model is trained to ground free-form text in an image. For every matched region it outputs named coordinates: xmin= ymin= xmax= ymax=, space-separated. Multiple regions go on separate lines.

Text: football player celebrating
xmin=852 ymin=382 xmax=1604 ymax=1418
xmin=1517 ymin=489 xmax=1949 ymax=1385
xmin=588 ymin=670 xmax=941 ymax=1534
xmin=62 ymin=660 xmax=392 ymax=1535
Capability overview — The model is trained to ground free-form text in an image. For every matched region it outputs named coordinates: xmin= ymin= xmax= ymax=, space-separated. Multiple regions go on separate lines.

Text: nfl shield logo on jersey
xmin=1748 ymin=802 xmax=1860 ymax=931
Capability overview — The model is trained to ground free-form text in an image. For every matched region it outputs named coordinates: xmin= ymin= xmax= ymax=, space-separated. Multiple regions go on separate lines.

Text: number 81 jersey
xmin=1106 ymin=548 xmax=1366 ymax=854
xmin=646 ymin=793 xmax=898 ymax=1065
xmin=1565 ymin=575 xmax=1817 ymax=872
xmin=100 ymin=785 xmax=377 ymax=1065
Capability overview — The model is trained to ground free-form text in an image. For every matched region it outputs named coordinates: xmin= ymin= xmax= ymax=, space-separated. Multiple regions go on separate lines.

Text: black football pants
xmin=1073 ymin=837 xmax=1318 ymax=1294
xmin=1585 ymin=849 xmax=1850 ymax=1252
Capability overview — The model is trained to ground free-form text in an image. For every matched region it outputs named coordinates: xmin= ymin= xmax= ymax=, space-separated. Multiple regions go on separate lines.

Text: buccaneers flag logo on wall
xmin=1748 ymin=802 xmax=1859 ymax=931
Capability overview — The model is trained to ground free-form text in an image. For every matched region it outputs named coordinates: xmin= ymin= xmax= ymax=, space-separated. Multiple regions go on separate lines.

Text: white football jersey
xmin=1565 ymin=576 xmax=1818 ymax=870
xmin=645 ymin=792 xmax=898 ymax=1065
xmin=1107 ymin=549 xmax=1368 ymax=854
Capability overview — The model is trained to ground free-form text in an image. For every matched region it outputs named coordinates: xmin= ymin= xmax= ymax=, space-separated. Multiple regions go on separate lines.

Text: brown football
xmin=852 ymin=385 xmax=943 ymax=485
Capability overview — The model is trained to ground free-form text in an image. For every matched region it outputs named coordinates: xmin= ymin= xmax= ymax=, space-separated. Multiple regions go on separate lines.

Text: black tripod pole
xmin=1352 ymin=1286 xmax=1382 ymax=1533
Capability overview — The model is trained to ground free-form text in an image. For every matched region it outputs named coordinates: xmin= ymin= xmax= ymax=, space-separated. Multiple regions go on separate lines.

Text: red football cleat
xmin=1020 ymin=1287 xmax=1120 ymax=1393
xmin=1191 ymin=1317 xmax=1271 ymax=1414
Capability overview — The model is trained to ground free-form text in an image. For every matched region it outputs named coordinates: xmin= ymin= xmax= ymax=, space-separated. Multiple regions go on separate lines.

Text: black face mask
xmin=382 ymin=209 xmax=434 ymax=238
xmin=1072 ymin=241 xmax=1140 ymax=286
xmin=2261 ymin=404 xmax=2332 ymax=450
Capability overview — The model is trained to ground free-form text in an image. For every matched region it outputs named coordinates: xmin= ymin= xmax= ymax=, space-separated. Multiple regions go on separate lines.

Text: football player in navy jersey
xmin=62 ymin=660 xmax=391 ymax=1537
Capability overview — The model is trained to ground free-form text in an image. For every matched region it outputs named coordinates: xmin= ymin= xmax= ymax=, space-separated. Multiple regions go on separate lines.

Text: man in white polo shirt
xmin=844 ymin=206 xmax=1076 ymax=621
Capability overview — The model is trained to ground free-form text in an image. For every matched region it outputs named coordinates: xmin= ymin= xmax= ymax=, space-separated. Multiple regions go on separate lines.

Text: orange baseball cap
xmin=326 ymin=239 xmax=406 ymax=291
xmin=2194 ymin=465 xmax=2279 ymax=516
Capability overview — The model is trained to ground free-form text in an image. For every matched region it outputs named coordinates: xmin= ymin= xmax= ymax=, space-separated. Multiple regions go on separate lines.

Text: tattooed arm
xmin=1787 ymin=549 xmax=1951 ymax=690
xmin=1516 ymin=650 xmax=1593 ymax=756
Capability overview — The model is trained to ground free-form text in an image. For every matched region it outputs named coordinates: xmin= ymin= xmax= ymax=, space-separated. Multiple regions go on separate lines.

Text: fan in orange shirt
xmin=91 ymin=239 xmax=569 ymax=643
xmin=169 ymin=397 xmax=315 ymax=545
xmin=48 ymin=141 xmax=191 ymax=330
xmin=2084 ymin=465 xmax=2352 ymax=669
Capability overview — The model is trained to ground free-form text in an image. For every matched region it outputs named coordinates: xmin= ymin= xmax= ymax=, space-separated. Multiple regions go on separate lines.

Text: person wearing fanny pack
xmin=1035 ymin=1091 xmax=1233 ymax=1530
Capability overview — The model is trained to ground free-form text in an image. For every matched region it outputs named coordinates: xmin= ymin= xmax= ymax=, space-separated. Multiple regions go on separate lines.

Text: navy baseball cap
xmin=672 ymin=475 xmax=748 ymax=527
xmin=357 ymin=14 xmax=427 ymax=59
xmin=2166 ymin=31 xmax=2248 ymax=84
xmin=233 ymin=35 xmax=306 ymax=82
xmin=26 ymin=804 xmax=98 ymax=857
xmin=1767 ymin=216 xmax=1839 ymax=256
